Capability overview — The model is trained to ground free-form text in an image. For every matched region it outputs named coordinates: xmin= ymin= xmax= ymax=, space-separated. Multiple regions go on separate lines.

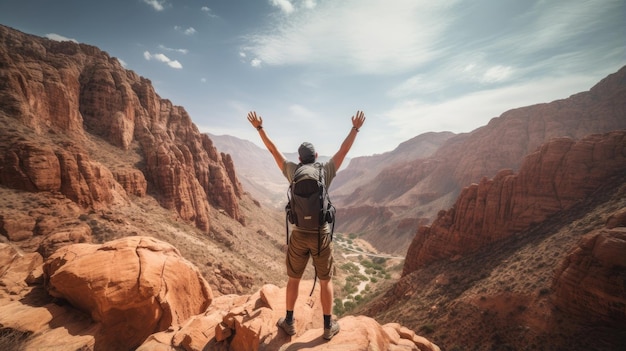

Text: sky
xmin=1 ymin=0 xmax=624 ymax=157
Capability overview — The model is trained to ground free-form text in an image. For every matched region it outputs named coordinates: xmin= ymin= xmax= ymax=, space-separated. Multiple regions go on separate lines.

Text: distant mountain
xmin=334 ymin=65 xmax=626 ymax=254
xmin=206 ymin=133 xmax=286 ymax=209
xmin=330 ymin=131 xmax=456 ymax=197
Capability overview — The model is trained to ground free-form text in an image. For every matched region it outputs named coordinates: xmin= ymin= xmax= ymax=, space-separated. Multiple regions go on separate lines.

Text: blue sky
xmin=1 ymin=0 xmax=624 ymax=157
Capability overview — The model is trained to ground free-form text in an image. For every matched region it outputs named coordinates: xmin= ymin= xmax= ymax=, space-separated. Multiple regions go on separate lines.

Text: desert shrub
xmin=343 ymin=282 xmax=358 ymax=295
xmin=343 ymin=301 xmax=356 ymax=311
xmin=372 ymin=257 xmax=387 ymax=265
xmin=419 ymin=323 xmax=435 ymax=334
xmin=340 ymin=262 xmax=359 ymax=274
xmin=333 ymin=298 xmax=345 ymax=315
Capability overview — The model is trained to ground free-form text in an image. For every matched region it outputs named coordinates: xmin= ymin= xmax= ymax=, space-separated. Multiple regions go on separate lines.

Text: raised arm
xmin=247 ymin=111 xmax=287 ymax=171
xmin=332 ymin=110 xmax=366 ymax=170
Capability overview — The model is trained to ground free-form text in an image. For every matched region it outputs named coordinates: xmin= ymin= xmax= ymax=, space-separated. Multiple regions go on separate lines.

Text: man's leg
xmin=286 ymin=277 xmax=301 ymax=311
xmin=320 ymin=278 xmax=340 ymax=339
xmin=319 ymin=278 xmax=333 ymax=315
xmin=278 ymin=277 xmax=300 ymax=335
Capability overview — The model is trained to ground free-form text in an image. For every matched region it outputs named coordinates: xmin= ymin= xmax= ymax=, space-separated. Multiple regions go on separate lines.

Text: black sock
xmin=286 ymin=310 xmax=294 ymax=324
xmin=323 ymin=314 xmax=331 ymax=329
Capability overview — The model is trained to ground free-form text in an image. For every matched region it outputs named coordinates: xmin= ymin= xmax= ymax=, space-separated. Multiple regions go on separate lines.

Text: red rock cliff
xmin=403 ymin=131 xmax=626 ymax=276
xmin=0 ymin=25 xmax=242 ymax=230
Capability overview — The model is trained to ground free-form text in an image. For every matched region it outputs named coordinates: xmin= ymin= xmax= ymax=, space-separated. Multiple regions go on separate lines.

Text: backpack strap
xmin=316 ymin=163 xmax=324 ymax=257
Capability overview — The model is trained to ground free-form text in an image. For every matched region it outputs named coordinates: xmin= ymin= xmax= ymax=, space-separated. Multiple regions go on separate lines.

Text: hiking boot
xmin=277 ymin=317 xmax=296 ymax=335
xmin=323 ymin=320 xmax=340 ymax=340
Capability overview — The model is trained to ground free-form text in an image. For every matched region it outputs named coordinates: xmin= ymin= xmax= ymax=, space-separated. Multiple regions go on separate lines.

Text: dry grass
xmin=0 ymin=328 xmax=30 ymax=351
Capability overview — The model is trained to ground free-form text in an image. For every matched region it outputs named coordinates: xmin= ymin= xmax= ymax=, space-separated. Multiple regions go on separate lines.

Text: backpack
xmin=285 ymin=162 xmax=336 ymax=245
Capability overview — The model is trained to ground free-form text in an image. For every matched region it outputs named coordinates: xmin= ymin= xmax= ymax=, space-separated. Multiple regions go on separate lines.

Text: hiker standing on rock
xmin=247 ymin=110 xmax=365 ymax=340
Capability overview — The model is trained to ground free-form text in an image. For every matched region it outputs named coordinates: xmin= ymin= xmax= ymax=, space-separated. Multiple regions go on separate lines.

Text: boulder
xmin=552 ymin=220 xmax=626 ymax=325
xmin=0 ymin=244 xmax=43 ymax=296
xmin=43 ymin=236 xmax=213 ymax=350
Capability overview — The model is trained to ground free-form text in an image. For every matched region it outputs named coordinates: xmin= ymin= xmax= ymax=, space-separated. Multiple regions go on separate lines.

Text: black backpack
xmin=285 ymin=163 xmax=336 ymax=247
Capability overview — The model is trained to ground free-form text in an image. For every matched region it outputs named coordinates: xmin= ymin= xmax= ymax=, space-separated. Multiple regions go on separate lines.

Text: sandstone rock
xmin=0 ymin=244 xmax=43 ymax=296
xmin=277 ymin=316 xmax=440 ymax=351
xmin=0 ymin=141 xmax=62 ymax=192
xmin=0 ymin=209 xmax=36 ymax=241
xmin=138 ymin=282 xmax=439 ymax=351
xmin=0 ymin=296 xmax=98 ymax=351
xmin=403 ymin=131 xmax=626 ymax=275
xmin=552 ymin=225 xmax=626 ymax=325
xmin=0 ymin=24 xmax=244 ymax=234
xmin=43 ymin=236 xmax=213 ymax=350
xmin=37 ymin=222 xmax=92 ymax=258
xmin=606 ymin=207 xmax=626 ymax=229
xmin=0 ymin=138 xmax=129 ymax=210
xmin=112 ymin=168 xmax=147 ymax=197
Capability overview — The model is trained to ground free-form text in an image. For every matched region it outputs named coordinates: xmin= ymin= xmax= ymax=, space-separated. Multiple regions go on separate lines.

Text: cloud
xmin=480 ymin=65 xmax=514 ymax=83
xmin=158 ymin=44 xmax=188 ymax=54
xmin=201 ymin=6 xmax=218 ymax=18
xmin=270 ymin=0 xmax=295 ymax=14
xmin=143 ymin=0 xmax=165 ymax=11
xmin=302 ymin=0 xmax=317 ymax=9
xmin=174 ymin=26 xmax=196 ymax=35
xmin=251 ymin=58 xmax=262 ymax=67
xmin=511 ymin=0 xmax=621 ymax=54
xmin=143 ymin=51 xmax=183 ymax=69
xmin=384 ymin=73 xmax=602 ymax=140
xmin=243 ymin=0 xmax=457 ymax=74
xmin=45 ymin=33 xmax=77 ymax=43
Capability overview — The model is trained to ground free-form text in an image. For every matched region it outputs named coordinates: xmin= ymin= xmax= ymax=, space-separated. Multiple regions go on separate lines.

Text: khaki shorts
xmin=286 ymin=226 xmax=334 ymax=280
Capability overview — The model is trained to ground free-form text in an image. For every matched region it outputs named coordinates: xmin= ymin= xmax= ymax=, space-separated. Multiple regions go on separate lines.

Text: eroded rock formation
xmin=0 ymin=237 xmax=439 ymax=351
xmin=403 ymin=131 xmax=626 ymax=276
xmin=0 ymin=24 xmax=243 ymax=232
xmin=552 ymin=220 xmax=626 ymax=325
xmin=43 ymin=236 xmax=213 ymax=350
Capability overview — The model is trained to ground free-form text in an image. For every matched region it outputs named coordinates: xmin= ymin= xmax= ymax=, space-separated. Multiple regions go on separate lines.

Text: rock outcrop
xmin=403 ymin=131 xmax=626 ymax=276
xmin=42 ymin=236 xmax=213 ymax=350
xmin=139 ymin=281 xmax=440 ymax=351
xmin=0 ymin=237 xmax=438 ymax=351
xmin=0 ymin=24 xmax=243 ymax=232
xmin=552 ymin=220 xmax=626 ymax=325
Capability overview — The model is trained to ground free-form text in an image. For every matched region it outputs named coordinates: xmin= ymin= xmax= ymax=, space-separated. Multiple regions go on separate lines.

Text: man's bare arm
xmin=247 ymin=111 xmax=286 ymax=171
xmin=332 ymin=110 xmax=366 ymax=170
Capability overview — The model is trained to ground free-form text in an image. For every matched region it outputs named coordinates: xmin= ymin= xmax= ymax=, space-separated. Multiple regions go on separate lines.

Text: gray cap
xmin=298 ymin=142 xmax=316 ymax=163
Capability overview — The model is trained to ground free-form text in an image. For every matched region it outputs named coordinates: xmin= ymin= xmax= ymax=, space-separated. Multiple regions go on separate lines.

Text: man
xmin=247 ymin=110 xmax=365 ymax=340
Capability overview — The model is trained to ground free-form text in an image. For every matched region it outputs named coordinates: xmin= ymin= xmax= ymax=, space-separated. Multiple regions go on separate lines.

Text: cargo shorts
xmin=286 ymin=225 xmax=335 ymax=280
